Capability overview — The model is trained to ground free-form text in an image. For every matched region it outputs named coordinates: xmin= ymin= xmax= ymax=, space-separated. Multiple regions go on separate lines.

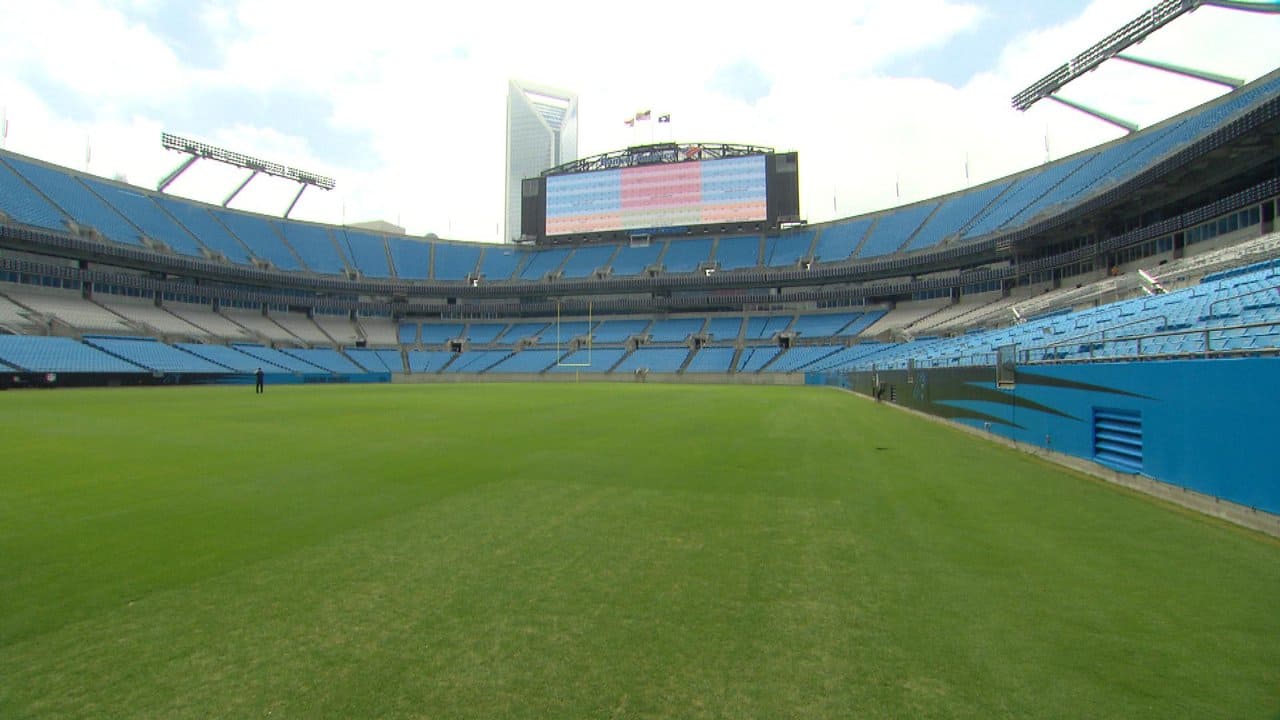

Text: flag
xmin=635 ymin=110 xmax=651 ymax=121
xmin=624 ymin=118 xmax=635 ymax=127
xmin=1 ymin=108 xmax=7 ymax=141
xmin=658 ymin=114 xmax=670 ymax=123
xmin=964 ymin=153 xmax=969 ymax=181
xmin=86 ymin=137 xmax=92 ymax=166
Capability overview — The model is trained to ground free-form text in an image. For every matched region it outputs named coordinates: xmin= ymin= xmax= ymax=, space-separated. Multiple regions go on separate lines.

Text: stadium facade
xmin=504 ymin=80 xmax=578 ymax=243
xmin=0 ymin=67 xmax=1278 ymax=531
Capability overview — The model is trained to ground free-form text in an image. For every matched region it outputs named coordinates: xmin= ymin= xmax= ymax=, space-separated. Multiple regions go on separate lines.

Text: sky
xmin=1 ymin=0 xmax=1278 ymax=243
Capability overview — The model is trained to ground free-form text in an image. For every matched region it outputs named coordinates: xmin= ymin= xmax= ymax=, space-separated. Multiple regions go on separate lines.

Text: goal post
xmin=555 ymin=300 xmax=593 ymax=367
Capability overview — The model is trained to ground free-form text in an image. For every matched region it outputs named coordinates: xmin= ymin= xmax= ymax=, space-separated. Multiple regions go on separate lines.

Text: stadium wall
xmin=814 ymin=358 xmax=1280 ymax=525
xmin=392 ymin=372 xmax=805 ymax=386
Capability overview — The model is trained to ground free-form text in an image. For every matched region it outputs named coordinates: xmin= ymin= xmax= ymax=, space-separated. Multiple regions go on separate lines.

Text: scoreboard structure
xmin=521 ymin=143 xmax=800 ymax=244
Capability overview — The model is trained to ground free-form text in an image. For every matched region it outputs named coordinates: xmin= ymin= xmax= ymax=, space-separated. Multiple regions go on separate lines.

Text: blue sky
xmin=1 ymin=0 xmax=1278 ymax=241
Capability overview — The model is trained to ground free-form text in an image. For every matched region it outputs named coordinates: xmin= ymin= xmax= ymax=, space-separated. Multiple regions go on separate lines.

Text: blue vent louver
xmin=1093 ymin=407 xmax=1143 ymax=474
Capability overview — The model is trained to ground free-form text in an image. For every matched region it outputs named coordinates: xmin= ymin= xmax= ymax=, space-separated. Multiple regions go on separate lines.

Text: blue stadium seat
xmin=176 ymin=343 xmax=277 ymax=372
xmin=341 ymin=230 xmax=392 ymax=278
xmin=519 ymin=247 xmax=572 ymax=280
xmin=660 ymin=238 xmax=713 ymax=272
xmin=84 ymin=336 xmax=229 ymax=373
xmin=213 ymin=209 xmax=302 ymax=270
xmin=0 ymin=336 xmax=146 ymax=373
xmin=0 ymin=156 xmax=68 ymax=231
xmin=387 ymin=238 xmax=431 ymax=280
xmin=347 ymin=347 xmax=400 ymax=372
xmin=421 ymin=323 xmax=465 ymax=344
xmin=279 ymin=347 xmax=365 ymax=374
xmin=614 ymin=347 xmax=689 ymax=373
xmin=857 ymin=203 xmax=938 ymax=259
xmin=812 ymin=219 xmax=872 ymax=263
xmin=6 ymin=157 xmax=142 ymax=245
xmin=714 ymin=236 xmax=760 ymax=270
xmin=155 ymin=197 xmax=253 ymax=263
xmin=737 ymin=346 xmax=781 ymax=372
xmin=790 ymin=313 xmax=859 ymax=337
xmin=610 ymin=242 xmax=663 ymax=276
xmin=273 ymin=220 xmax=348 ymax=274
xmin=486 ymin=348 xmax=561 ymax=373
xmin=398 ymin=323 xmax=418 ymax=345
xmin=546 ymin=347 xmax=627 ymax=373
xmin=764 ymin=231 xmax=814 ymax=267
xmin=406 ymin=350 xmax=455 ymax=373
xmin=902 ymin=182 xmax=1010 ymax=252
xmin=231 ymin=344 xmax=328 ymax=373
xmin=647 ymin=318 xmax=705 ymax=342
xmin=477 ymin=246 xmax=525 ymax=281
xmin=745 ymin=315 xmax=792 ymax=339
xmin=464 ymin=323 xmax=508 ymax=344
xmin=591 ymin=319 xmax=650 ymax=343
xmin=82 ymin=178 xmax=205 ymax=256
xmin=684 ymin=347 xmax=736 ymax=372
xmin=765 ymin=345 xmax=843 ymax=372
xmin=559 ymin=245 xmax=617 ymax=278
xmin=433 ymin=242 xmax=482 ymax=280
xmin=496 ymin=322 xmax=549 ymax=344
xmin=705 ymin=317 xmax=742 ymax=341
xmin=961 ymin=154 xmax=1094 ymax=239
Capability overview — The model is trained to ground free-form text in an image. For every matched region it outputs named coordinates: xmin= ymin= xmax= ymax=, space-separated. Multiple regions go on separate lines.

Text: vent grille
xmin=1093 ymin=407 xmax=1143 ymax=474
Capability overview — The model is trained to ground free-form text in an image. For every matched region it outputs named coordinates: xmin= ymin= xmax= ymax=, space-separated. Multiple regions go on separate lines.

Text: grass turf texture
xmin=0 ymin=383 xmax=1277 ymax=719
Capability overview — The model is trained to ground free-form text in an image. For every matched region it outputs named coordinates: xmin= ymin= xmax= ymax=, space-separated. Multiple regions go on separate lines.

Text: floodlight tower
xmin=1011 ymin=0 xmax=1280 ymax=132
xmin=157 ymin=132 xmax=335 ymax=218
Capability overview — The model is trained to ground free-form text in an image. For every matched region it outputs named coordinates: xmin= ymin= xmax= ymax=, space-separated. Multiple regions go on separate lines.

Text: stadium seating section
xmin=1 ymin=71 xmax=1278 ymax=383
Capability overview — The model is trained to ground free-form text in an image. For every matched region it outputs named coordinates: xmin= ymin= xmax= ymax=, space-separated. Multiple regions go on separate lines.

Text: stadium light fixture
xmin=1011 ymin=0 xmax=1280 ymax=124
xmin=158 ymin=132 xmax=335 ymax=218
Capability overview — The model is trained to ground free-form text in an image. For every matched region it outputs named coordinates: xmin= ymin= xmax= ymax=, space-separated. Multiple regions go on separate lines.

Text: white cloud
xmin=0 ymin=0 xmax=1277 ymax=242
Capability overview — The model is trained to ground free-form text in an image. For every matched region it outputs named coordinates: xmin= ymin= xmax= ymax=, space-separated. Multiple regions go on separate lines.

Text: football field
xmin=0 ymin=383 xmax=1276 ymax=719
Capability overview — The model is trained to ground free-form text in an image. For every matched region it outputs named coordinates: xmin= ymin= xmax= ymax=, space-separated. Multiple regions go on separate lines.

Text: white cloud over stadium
xmin=0 ymin=0 xmax=1277 ymax=241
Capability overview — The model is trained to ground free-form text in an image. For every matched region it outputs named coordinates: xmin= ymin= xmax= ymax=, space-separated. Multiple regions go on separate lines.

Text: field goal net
xmin=555 ymin=300 xmax=592 ymax=368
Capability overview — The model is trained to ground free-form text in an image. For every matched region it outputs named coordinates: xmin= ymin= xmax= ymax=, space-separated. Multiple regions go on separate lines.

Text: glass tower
xmin=505 ymin=80 xmax=578 ymax=243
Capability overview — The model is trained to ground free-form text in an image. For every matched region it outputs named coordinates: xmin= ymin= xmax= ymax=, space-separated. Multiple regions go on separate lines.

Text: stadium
xmin=1 ymin=1 xmax=1278 ymax=717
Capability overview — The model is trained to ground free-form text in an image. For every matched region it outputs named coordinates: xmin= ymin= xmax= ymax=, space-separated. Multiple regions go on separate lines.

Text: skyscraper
xmin=505 ymin=80 xmax=577 ymax=243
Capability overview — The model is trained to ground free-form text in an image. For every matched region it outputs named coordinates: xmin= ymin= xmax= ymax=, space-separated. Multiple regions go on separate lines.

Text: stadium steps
xmin=74 ymin=176 xmax=163 ymax=248
xmin=727 ymin=346 xmax=743 ymax=373
xmin=757 ymin=347 xmax=787 ymax=372
xmin=435 ymin=352 xmax=461 ymax=373
xmin=202 ymin=208 xmax=261 ymax=267
xmin=906 ymin=301 xmax=960 ymax=331
xmin=0 ymin=290 xmax=52 ymax=336
xmin=849 ymin=216 xmax=880 ymax=258
xmin=892 ymin=203 xmax=943 ymax=255
xmin=264 ymin=221 xmax=312 ymax=271
xmin=86 ymin=297 xmax=154 ymax=338
xmin=954 ymin=181 xmax=1018 ymax=237
xmin=214 ymin=311 xmax=273 ymax=345
xmin=323 ymin=230 xmax=354 ymax=275
xmin=174 ymin=343 xmax=242 ymax=371
xmin=606 ymin=348 xmax=632 ymax=373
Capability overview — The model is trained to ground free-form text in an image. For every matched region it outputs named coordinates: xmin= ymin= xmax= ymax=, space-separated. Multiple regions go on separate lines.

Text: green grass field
xmin=0 ymin=383 xmax=1276 ymax=719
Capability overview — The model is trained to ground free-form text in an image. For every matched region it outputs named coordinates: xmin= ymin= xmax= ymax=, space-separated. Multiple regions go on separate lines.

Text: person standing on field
xmin=255 ymin=367 xmax=265 ymax=394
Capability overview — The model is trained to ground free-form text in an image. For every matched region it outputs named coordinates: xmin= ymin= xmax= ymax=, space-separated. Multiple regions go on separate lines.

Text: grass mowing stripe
xmin=0 ymin=383 xmax=1276 ymax=718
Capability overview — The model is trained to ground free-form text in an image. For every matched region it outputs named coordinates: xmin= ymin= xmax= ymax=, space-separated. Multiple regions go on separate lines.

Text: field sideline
xmin=0 ymin=383 xmax=1276 ymax=719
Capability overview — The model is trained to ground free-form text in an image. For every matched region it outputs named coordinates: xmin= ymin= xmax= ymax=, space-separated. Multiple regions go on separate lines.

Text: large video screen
xmin=545 ymin=155 xmax=767 ymax=236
